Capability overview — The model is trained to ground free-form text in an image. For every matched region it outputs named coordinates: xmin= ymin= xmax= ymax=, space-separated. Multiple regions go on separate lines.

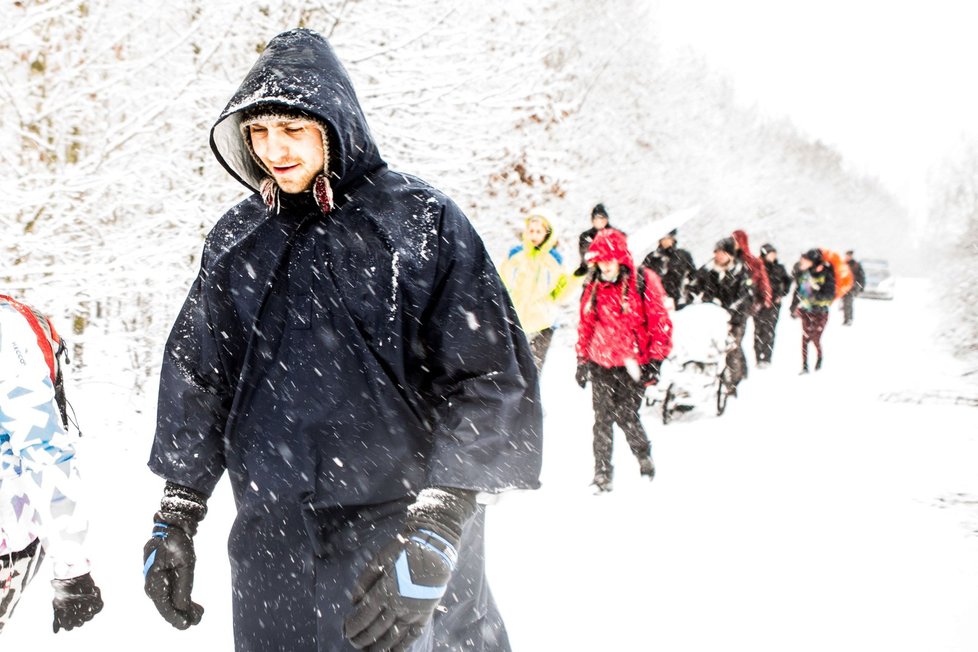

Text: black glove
xmin=143 ymin=482 xmax=207 ymax=630
xmin=52 ymin=572 xmax=103 ymax=633
xmin=344 ymin=487 xmax=476 ymax=651
xmin=575 ymin=362 xmax=590 ymax=389
xmin=641 ymin=359 xmax=662 ymax=386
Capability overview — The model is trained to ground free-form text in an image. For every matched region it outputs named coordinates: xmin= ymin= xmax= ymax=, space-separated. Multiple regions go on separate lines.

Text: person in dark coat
xmin=842 ymin=250 xmax=865 ymax=325
xmin=791 ymin=249 xmax=836 ymax=373
xmin=573 ymin=203 xmax=614 ymax=276
xmin=731 ymin=230 xmax=772 ymax=313
xmin=641 ymin=229 xmax=696 ymax=309
xmin=753 ymin=243 xmax=792 ymax=367
xmin=141 ymin=29 xmax=542 ymax=652
xmin=688 ymin=237 xmax=755 ymax=395
xmin=576 ymin=229 xmax=672 ymax=492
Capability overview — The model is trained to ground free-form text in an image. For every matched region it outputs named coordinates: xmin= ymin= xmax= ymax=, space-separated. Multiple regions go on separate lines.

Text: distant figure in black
xmin=688 ymin=237 xmax=755 ymax=396
xmin=574 ymin=203 xmax=614 ymax=277
xmin=842 ymin=250 xmax=865 ymax=325
xmin=642 ymin=228 xmax=696 ymax=310
xmin=753 ymin=243 xmax=792 ymax=367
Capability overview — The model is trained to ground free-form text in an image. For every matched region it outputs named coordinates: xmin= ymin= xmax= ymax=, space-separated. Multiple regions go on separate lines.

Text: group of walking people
xmin=500 ymin=202 xmax=867 ymax=493
xmin=2 ymin=27 xmax=873 ymax=651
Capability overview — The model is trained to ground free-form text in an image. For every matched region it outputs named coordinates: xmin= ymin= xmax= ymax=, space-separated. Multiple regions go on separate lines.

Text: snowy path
xmin=5 ymin=278 xmax=978 ymax=651
xmin=489 ymin=278 xmax=978 ymax=651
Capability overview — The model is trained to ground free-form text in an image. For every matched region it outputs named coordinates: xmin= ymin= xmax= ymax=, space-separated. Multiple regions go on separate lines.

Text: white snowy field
xmin=4 ymin=277 xmax=978 ymax=651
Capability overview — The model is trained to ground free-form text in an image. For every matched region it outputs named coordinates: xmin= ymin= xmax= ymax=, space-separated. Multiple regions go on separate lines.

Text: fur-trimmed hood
xmin=210 ymin=28 xmax=384 ymax=198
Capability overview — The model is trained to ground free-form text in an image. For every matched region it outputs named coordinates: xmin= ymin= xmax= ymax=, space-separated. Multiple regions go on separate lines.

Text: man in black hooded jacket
xmin=141 ymin=29 xmax=542 ymax=652
xmin=573 ymin=203 xmax=614 ymax=276
xmin=641 ymin=229 xmax=696 ymax=309
xmin=688 ymin=237 xmax=755 ymax=394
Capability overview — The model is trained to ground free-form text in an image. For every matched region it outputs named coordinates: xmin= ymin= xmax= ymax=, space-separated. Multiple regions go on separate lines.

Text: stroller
xmin=648 ymin=301 xmax=732 ymax=423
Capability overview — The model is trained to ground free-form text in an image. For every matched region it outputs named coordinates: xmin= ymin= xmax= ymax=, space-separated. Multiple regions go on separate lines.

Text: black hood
xmin=210 ymin=28 xmax=385 ymax=195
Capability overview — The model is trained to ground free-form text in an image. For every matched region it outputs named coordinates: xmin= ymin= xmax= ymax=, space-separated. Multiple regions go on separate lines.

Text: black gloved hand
xmin=344 ymin=487 xmax=476 ymax=651
xmin=52 ymin=572 xmax=103 ymax=633
xmin=575 ymin=362 xmax=590 ymax=389
xmin=641 ymin=359 xmax=662 ymax=386
xmin=143 ymin=482 xmax=207 ymax=630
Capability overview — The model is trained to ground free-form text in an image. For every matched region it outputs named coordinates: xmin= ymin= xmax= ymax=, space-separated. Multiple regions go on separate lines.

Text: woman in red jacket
xmin=576 ymin=229 xmax=673 ymax=492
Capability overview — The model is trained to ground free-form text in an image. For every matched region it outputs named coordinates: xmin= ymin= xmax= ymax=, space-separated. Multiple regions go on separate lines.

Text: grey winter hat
xmin=760 ymin=243 xmax=776 ymax=256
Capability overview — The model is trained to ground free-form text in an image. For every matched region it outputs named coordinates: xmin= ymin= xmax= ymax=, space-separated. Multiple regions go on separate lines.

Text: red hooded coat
xmin=732 ymin=229 xmax=772 ymax=309
xmin=576 ymin=229 xmax=673 ymax=368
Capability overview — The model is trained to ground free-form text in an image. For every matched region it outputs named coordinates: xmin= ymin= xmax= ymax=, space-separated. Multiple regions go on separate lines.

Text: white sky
xmin=652 ymin=0 xmax=978 ymax=220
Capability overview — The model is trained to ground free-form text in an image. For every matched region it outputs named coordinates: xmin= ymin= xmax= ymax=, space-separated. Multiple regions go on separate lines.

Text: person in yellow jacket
xmin=500 ymin=211 xmax=575 ymax=371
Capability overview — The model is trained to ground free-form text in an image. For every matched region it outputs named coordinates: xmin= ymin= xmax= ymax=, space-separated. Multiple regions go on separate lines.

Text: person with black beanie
xmin=574 ymin=203 xmax=614 ymax=276
xmin=641 ymin=228 xmax=696 ymax=309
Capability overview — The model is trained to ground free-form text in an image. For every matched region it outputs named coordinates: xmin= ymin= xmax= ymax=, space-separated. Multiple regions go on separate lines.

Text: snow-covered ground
xmin=5 ymin=277 xmax=978 ymax=651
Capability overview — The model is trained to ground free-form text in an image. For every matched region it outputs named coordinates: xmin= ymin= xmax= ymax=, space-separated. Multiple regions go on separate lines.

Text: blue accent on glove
xmin=143 ymin=549 xmax=157 ymax=577
xmin=411 ymin=528 xmax=458 ymax=568
xmin=394 ymin=549 xmax=448 ymax=600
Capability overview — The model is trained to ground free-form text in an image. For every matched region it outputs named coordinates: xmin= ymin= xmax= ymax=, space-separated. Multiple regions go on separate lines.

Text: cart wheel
xmin=716 ymin=381 xmax=728 ymax=416
xmin=662 ymin=383 xmax=675 ymax=425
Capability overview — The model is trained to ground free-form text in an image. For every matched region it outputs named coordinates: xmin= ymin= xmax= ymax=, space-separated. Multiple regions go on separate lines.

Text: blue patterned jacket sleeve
xmin=0 ymin=303 xmax=91 ymax=579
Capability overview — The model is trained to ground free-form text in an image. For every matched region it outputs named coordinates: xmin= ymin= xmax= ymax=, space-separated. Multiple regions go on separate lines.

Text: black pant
xmin=529 ymin=327 xmax=555 ymax=372
xmin=725 ymin=321 xmax=748 ymax=388
xmin=843 ymin=292 xmax=855 ymax=324
xmin=0 ymin=538 xmax=44 ymax=633
xmin=590 ymin=365 xmax=651 ymax=476
xmin=753 ymin=304 xmax=782 ymax=363
xmin=229 ymin=501 xmax=509 ymax=651
xmin=801 ymin=311 xmax=829 ymax=368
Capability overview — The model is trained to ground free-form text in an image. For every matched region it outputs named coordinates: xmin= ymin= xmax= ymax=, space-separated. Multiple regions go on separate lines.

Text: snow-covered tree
xmin=2 ymin=0 xmax=912 ymax=389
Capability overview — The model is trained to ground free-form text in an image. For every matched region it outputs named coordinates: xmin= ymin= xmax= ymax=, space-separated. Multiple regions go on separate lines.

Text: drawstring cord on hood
xmin=313 ymin=174 xmax=334 ymax=213
xmin=260 ymin=173 xmax=333 ymax=215
xmin=260 ymin=178 xmax=280 ymax=212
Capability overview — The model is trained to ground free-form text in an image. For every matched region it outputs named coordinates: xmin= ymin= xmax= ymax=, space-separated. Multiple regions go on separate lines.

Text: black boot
xmin=592 ymin=471 xmax=613 ymax=493
xmin=639 ymin=456 xmax=655 ymax=481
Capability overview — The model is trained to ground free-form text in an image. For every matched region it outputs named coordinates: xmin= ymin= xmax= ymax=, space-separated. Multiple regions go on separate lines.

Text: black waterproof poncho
xmin=149 ymin=28 xmax=542 ymax=513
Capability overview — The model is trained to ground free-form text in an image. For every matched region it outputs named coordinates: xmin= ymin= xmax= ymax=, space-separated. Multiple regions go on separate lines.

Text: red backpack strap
xmin=1 ymin=295 xmax=58 ymax=384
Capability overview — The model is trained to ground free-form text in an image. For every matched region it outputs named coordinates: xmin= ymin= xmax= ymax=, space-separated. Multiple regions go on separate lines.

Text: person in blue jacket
xmin=141 ymin=29 xmax=542 ymax=652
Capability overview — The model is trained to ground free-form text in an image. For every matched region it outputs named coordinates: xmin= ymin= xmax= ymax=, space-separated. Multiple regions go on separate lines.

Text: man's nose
xmin=265 ymin=130 xmax=290 ymax=162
